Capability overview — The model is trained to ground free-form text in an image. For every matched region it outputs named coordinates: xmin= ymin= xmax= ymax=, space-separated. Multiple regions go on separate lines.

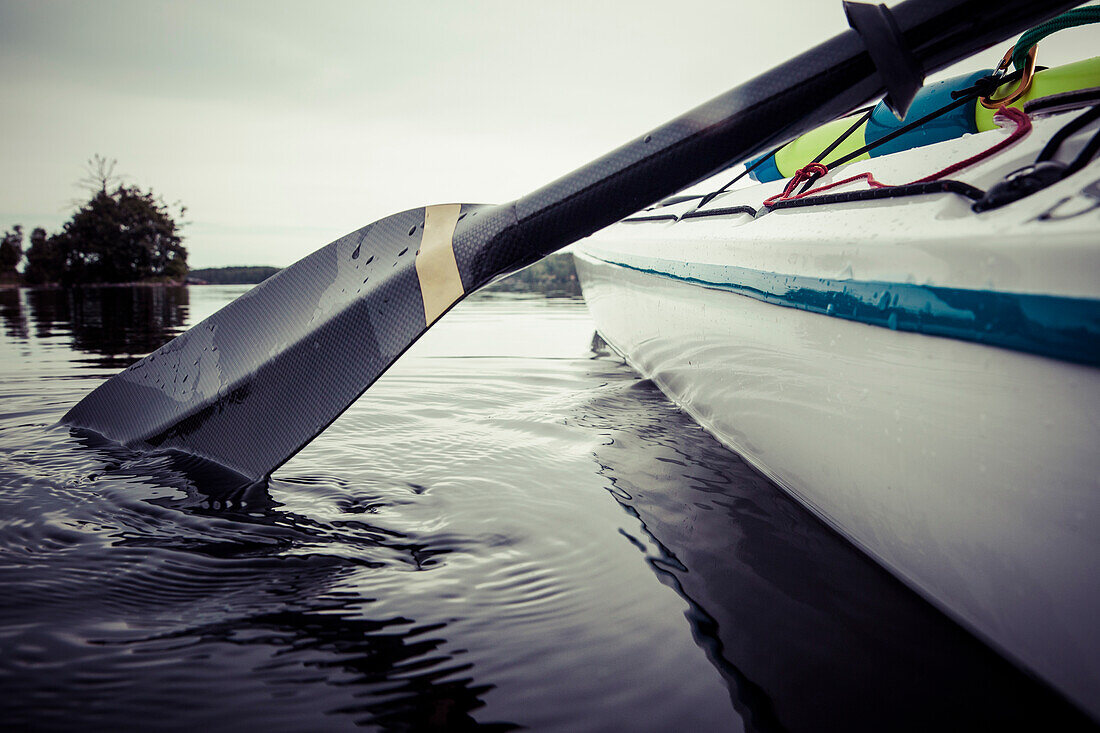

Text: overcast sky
xmin=1 ymin=2 xmax=1094 ymax=267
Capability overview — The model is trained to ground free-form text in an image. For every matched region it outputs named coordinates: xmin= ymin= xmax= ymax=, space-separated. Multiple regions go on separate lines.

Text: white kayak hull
xmin=575 ymin=113 xmax=1100 ymax=717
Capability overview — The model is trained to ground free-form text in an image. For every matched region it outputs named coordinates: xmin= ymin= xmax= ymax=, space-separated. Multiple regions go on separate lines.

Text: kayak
xmin=575 ymin=57 xmax=1100 ymax=718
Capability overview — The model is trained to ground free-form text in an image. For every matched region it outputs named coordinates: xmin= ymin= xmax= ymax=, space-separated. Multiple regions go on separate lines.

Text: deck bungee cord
xmin=682 ymin=7 xmax=1100 ymax=216
xmin=624 ymin=81 xmax=1097 ymax=221
xmin=685 ymin=70 xmax=1018 ymax=214
xmin=764 ymin=101 xmax=1100 ymax=211
xmin=764 ymin=104 xmax=1034 ymax=208
xmin=628 ymin=66 xmax=1063 ymax=221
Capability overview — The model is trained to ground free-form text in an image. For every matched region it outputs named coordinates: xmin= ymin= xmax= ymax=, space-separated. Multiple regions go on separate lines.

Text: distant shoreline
xmin=3 ymin=255 xmax=581 ymax=294
xmin=484 ymin=252 xmax=580 ymax=296
xmin=186 ymin=265 xmax=281 ymax=285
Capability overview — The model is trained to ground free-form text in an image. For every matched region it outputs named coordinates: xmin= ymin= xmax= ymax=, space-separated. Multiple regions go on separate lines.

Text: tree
xmin=0 ymin=226 xmax=23 ymax=280
xmin=56 ymin=183 xmax=188 ymax=285
xmin=13 ymin=158 xmax=189 ymax=286
xmin=23 ymin=227 xmax=63 ymax=285
xmin=78 ymin=154 xmax=121 ymax=197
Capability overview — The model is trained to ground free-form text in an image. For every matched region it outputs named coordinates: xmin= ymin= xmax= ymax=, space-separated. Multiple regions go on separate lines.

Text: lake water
xmin=0 ymin=285 xmax=1090 ymax=731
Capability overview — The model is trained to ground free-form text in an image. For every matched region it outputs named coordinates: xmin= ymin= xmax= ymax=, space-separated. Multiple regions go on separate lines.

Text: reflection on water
xmin=3 ymin=286 xmax=189 ymax=367
xmin=578 ymin=374 xmax=1090 ymax=731
xmin=0 ymin=289 xmax=28 ymax=340
xmin=0 ymin=286 xmax=1092 ymax=730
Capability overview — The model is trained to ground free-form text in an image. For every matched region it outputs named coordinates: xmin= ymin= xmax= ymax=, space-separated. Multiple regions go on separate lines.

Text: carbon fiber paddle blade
xmin=62 ymin=203 xmax=517 ymax=482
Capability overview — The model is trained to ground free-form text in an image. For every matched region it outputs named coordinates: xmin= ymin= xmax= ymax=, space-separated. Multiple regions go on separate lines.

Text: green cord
xmin=1012 ymin=6 xmax=1100 ymax=70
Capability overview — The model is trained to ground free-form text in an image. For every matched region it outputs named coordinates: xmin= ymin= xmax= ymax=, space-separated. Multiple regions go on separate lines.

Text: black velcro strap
xmin=844 ymin=2 xmax=924 ymax=120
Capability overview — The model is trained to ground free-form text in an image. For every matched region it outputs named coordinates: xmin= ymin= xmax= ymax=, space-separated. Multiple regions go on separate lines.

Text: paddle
xmin=62 ymin=0 xmax=1075 ymax=485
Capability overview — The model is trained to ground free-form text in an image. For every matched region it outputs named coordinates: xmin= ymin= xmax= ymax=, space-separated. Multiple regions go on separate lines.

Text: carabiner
xmin=981 ymin=45 xmax=1037 ymax=110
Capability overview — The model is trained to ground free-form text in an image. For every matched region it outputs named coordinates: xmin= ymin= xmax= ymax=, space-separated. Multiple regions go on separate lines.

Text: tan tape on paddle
xmin=415 ymin=204 xmax=464 ymax=326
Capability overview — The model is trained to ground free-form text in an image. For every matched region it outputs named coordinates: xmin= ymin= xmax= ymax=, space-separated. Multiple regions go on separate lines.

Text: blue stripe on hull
xmin=584 ymin=252 xmax=1100 ymax=367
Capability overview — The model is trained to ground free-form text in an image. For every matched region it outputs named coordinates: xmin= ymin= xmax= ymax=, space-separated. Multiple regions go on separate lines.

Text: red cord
xmin=909 ymin=105 xmax=1031 ymax=183
xmin=768 ymin=162 xmax=830 ymax=206
xmin=763 ymin=105 xmax=1032 ymax=207
xmin=764 ymin=171 xmax=887 ymax=207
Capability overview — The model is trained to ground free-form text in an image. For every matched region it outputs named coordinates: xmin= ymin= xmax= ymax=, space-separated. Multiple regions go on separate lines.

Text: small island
xmin=2 ymin=156 xmax=580 ymax=296
xmin=2 ymin=157 xmax=187 ymax=288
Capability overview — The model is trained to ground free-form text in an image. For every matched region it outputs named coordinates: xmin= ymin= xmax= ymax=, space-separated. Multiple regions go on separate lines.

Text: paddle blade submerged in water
xmin=62 ymin=203 xmax=514 ymax=483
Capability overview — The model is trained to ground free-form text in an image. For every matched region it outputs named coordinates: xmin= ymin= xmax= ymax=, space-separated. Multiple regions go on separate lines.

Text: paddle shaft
xmin=453 ymin=0 xmax=1080 ymax=289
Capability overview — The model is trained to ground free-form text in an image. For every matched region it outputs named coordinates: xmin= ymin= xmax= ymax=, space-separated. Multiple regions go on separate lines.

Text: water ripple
xmin=0 ymin=288 xmax=1090 ymax=731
